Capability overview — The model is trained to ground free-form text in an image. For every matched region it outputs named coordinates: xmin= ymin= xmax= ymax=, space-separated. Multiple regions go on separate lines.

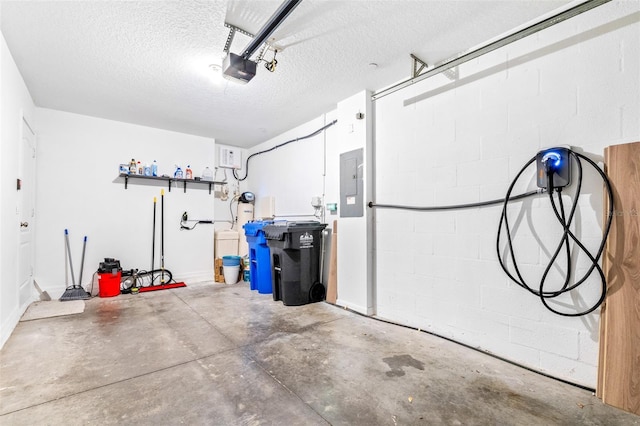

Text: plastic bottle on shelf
xmin=174 ymin=165 xmax=183 ymax=179
xmin=202 ymin=167 xmax=213 ymax=181
xmin=137 ymin=161 xmax=143 ymax=175
xmin=129 ymin=158 xmax=136 ymax=174
xmin=143 ymin=163 xmax=151 ymax=176
xmin=151 ymin=160 xmax=158 ymax=177
xmin=185 ymin=165 xmax=193 ymax=180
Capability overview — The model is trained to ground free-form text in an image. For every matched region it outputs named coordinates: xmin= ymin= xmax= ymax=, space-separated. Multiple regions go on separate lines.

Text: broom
xmin=60 ymin=230 xmax=90 ymax=301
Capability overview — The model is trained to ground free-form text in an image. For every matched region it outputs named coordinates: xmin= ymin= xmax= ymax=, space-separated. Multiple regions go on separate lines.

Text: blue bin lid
xmin=243 ymin=220 xmax=273 ymax=236
xmin=222 ymin=255 xmax=242 ymax=266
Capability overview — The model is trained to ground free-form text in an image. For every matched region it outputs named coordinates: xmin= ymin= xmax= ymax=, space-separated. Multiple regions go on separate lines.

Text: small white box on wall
xmin=219 ymin=146 xmax=242 ymax=169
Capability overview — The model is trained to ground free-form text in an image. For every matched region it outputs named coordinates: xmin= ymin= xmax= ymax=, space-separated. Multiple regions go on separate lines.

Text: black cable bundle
xmin=233 ymin=119 xmax=338 ymax=181
xmin=497 ymin=151 xmax=613 ymax=316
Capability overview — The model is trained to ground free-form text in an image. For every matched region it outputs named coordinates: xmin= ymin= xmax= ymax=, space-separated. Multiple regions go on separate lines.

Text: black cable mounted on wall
xmin=496 ymin=151 xmax=613 ymax=316
xmin=369 ymin=148 xmax=613 ymax=317
xmin=233 ymin=119 xmax=338 ymax=182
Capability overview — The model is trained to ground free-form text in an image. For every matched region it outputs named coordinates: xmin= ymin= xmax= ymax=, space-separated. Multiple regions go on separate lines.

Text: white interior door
xmin=18 ymin=117 xmax=36 ymax=307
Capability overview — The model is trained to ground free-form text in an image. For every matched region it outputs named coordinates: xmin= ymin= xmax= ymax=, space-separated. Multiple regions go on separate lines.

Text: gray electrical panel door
xmin=340 ymin=148 xmax=363 ymax=217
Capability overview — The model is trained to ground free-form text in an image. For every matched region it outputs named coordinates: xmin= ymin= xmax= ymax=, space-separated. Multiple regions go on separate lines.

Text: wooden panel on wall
xmin=326 ymin=221 xmax=338 ymax=304
xmin=598 ymin=141 xmax=640 ymax=415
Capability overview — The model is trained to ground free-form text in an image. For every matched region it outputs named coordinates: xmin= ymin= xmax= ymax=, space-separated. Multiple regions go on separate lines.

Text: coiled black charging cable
xmin=369 ymin=150 xmax=613 ymax=317
xmin=497 ymin=150 xmax=613 ymax=316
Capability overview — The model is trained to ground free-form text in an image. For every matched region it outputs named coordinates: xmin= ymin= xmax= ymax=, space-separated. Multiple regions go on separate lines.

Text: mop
xmin=60 ymin=230 xmax=90 ymax=301
xmin=139 ymin=190 xmax=186 ymax=292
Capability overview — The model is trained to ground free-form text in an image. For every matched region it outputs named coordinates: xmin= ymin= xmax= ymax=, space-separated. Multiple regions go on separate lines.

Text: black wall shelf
xmin=118 ymin=173 xmax=227 ymax=194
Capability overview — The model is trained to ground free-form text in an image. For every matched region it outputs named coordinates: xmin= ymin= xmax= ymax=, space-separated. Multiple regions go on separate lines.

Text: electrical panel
xmin=219 ymin=147 xmax=242 ymax=169
xmin=340 ymin=148 xmax=363 ymax=217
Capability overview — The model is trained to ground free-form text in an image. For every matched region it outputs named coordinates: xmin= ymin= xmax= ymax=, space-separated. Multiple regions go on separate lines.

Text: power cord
xmin=368 ymin=190 xmax=541 ymax=211
xmin=121 ymin=268 xmax=175 ymax=291
xmin=179 ymin=211 xmax=214 ymax=230
xmin=233 ymin=120 xmax=338 ymax=181
xmin=368 ymin=149 xmax=613 ymax=317
xmin=497 ymin=151 xmax=613 ymax=316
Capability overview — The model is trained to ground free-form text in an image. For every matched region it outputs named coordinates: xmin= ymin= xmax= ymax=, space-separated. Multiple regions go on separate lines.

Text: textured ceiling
xmin=1 ymin=0 xmax=572 ymax=148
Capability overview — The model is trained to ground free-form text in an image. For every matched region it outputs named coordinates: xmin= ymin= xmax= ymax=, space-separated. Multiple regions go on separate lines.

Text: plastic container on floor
xmin=243 ymin=220 xmax=273 ymax=294
xmin=263 ymin=221 xmax=327 ymax=306
xmin=215 ymin=231 xmax=239 ymax=259
xmin=98 ymin=271 xmax=121 ymax=297
xmin=222 ymin=255 xmax=242 ymax=266
xmin=223 ymin=265 xmax=241 ymax=284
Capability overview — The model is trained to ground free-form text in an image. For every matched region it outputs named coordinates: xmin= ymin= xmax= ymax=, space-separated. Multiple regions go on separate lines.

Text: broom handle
xmin=78 ymin=236 xmax=87 ymax=289
xmin=151 ymin=197 xmax=156 ymax=272
xmin=65 ymin=229 xmax=76 ymax=287
xmin=161 ymin=189 xmax=165 ymax=283
xmin=64 ymin=233 xmax=69 ymax=287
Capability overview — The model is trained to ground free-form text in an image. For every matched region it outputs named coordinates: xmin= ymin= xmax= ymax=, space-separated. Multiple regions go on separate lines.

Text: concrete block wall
xmin=373 ymin=1 xmax=639 ymax=387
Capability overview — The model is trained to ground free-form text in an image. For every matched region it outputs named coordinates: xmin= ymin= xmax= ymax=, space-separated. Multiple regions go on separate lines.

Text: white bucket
xmin=223 ymin=265 xmax=241 ymax=284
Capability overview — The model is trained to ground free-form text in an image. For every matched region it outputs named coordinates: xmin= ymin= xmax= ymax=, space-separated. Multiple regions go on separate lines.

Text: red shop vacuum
xmin=96 ymin=190 xmax=186 ymax=297
xmin=97 ymin=258 xmax=122 ymax=297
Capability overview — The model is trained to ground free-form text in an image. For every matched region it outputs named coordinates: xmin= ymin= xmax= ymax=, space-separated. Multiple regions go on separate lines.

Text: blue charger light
xmin=542 ymin=151 xmax=562 ymax=170
xmin=536 ymin=147 xmax=571 ymax=189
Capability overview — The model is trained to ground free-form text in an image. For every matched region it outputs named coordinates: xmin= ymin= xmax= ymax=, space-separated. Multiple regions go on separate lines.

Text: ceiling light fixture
xmin=222 ymin=0 xmax=302 ymax=84
xmin=209 ymin=64 xmax=224 ymax=84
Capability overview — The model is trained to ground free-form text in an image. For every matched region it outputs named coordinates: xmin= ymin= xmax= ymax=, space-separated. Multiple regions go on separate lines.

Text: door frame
xmin=17 ymin=113 xmax=36 ymax=308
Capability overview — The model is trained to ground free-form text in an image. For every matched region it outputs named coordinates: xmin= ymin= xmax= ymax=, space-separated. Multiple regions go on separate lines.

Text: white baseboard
xmin=335 ymin=298 xmax=374 ymax=316
xmin=0 ymin=299 xmax=31 ymax=350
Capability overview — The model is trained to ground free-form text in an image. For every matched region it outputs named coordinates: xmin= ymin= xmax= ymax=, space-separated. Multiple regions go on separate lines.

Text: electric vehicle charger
xmin=497 ymin=149 xmax=613 ymax=317
xmin=369 ymin=147 xmax=613 ymax=317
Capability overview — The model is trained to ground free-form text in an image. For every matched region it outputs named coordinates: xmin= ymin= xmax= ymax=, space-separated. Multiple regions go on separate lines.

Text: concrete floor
xmin=1 ymin=281 xmax=638 ymax=425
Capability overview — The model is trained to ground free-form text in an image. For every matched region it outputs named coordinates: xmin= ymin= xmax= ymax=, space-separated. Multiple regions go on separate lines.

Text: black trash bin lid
xmin=263 ymin=221 xmax=327 ymax=240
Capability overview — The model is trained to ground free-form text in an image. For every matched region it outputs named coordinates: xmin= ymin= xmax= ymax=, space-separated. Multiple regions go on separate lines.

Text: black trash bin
xmin=263 ymin=221 xmax=327 ymax=306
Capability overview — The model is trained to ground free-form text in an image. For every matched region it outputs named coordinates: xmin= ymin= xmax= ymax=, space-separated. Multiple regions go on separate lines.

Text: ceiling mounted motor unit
xmin=222 ymin=53 xmax=257 ymax=84
xmin=222 ymin=0 xmax=302 ymax=84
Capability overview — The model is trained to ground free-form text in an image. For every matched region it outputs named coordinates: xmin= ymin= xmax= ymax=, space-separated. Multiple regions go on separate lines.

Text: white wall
xmin=245 ymin=95 xmax=374 ymax=314
xmin=0 ymin=32 xmax=36 ymax=347
xmin=373 ymin=1 xmax=639 ymax=387
xmin=247 ymin=114 xmax=336 ymax=219
xmin=333 ymin=92 xmax=374 ymax=314
xmin=34 ymin=109 xmax=218 ymax=295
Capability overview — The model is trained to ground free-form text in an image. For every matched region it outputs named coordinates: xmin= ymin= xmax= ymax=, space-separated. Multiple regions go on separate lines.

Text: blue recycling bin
xmin=243 ymin=220 xmax=273 ymax=294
